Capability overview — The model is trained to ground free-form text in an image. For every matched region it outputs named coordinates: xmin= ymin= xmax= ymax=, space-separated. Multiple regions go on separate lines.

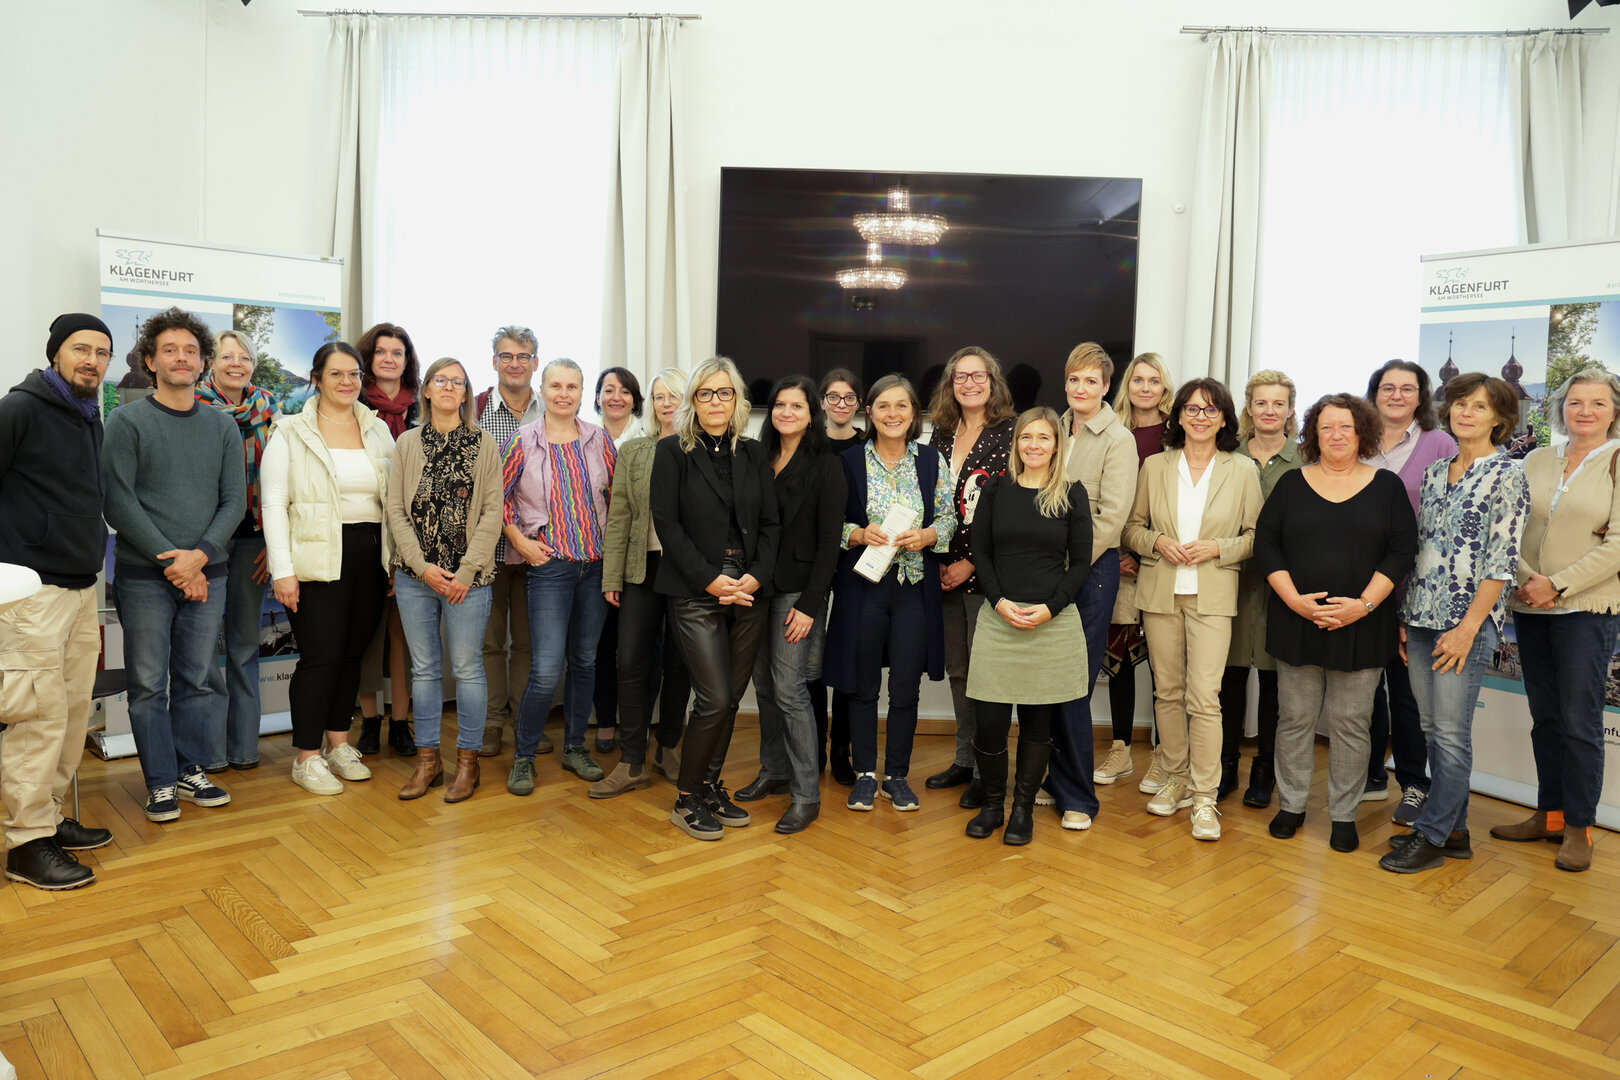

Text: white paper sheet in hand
xmin=855 ymin=504 xmax=920 ymax=583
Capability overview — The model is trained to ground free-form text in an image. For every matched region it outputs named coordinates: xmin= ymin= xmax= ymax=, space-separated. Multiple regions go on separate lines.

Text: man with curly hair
xmin=102 ymin=307 xmax=246 ymax=823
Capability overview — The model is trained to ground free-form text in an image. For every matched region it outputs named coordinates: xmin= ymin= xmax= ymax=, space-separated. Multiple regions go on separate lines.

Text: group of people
xmin=2 ymin=308 xmax=1616 ymax=892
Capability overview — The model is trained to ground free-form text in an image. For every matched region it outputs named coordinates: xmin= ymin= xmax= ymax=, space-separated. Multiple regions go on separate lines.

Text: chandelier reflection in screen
xmin=854 ymin=186 xmax=948 ymax=246
xmin=837 ymin=242 xmax=907 ymax=291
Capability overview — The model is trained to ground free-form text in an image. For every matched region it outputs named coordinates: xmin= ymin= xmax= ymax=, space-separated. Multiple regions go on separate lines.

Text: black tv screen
xmin=715 ymin=167 xmax=1142 ymax=414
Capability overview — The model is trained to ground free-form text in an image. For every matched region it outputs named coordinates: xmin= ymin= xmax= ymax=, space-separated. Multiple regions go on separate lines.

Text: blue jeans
xmin=205 ymin=535 xmax=267 ymax=769
xmin=516 ymin=558 xmax=609 ymax=756
xmin=114 ymin=573 xmax=228 ymax=791
xmin=1405 ymin=620 xmax=1499 ymax=846
xmin=394 ymin=571 xmax=494 ymax=752
xmin=1046 ymin=549 xmax=1119 ymax=817
xmin=1515 ymin=609 xmax=1620 ymax=829
xmin=753 ymin=592 xmax=826 ymax=804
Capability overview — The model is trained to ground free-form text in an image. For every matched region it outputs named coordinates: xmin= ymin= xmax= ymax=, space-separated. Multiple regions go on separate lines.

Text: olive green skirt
xmin=965 ymin=603 xmax=1088 ymax=705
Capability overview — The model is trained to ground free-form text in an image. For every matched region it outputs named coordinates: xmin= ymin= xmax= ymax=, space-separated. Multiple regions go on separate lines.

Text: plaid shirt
xmin=478 ymin=388 xmax=542 ymax=563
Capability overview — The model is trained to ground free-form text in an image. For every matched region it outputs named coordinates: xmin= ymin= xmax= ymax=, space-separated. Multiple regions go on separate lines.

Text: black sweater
xmin=0 ymin=370 xmax=108 ymax=588
xmin=767 ymin=451 xmax=847 ymax=618
xmin=971 ymin=476 xmax=1093 ymax=614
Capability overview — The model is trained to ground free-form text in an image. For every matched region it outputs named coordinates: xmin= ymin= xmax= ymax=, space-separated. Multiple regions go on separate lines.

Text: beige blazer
xmin=1512 ymin=443 xmax=1620 ymax=615
xmin=1120 ymin=448 xmax=1262 ymax=617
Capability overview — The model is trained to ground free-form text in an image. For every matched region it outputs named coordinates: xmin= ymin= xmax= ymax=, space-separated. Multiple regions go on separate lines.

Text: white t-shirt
xmin=1174 ymin=454 xmax=1212 ymax=595
xmin=331 ymin=448 xmax=384 ymax=524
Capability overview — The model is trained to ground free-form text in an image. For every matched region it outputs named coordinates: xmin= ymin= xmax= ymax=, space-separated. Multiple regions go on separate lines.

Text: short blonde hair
xmin=1064 ymin=342 xmax=1113 ymax=385
xmin=214 ymin=330 xmax=256 ymax=364
xmin=1009 ymin=407 xmax=1072 ymax=518
xmin=676 ymin=357 xmax=751 ymax=451
xmin=420 ymin=357 xmax=475 ymax=428
xmin=1114 ymin=352 xmax=1176 ymax=430
xmin=1238 ymin=369 xmax=1299 ymax=440
xmin=1548 ymin=367 xmax=1620 ymax=439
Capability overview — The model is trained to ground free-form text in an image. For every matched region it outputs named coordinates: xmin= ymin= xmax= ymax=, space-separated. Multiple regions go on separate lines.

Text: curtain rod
xmin=299 ymin=8 xmax=700 ymax=17
xmin=1182 ymin=25 xmax=1605 ymax=38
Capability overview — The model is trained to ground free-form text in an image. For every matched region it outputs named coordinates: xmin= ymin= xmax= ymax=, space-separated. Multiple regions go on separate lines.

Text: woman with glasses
xmin=924 ymin=347 xmax=1016 ymax=808
xmin=1364 ymin=360 xmax=1456 ymax=824
xmin=815 ymin=368 xmax=865 ymax=785
xmin=503 ymin=358 xmax=617 ymax=794
xmin=826 ymin=375 xmax=957 ymax=815
xmin=650 ymin=358 xmax=779 ymax=840
xmin=261 ymin=342 xmax=394 ymax=796
xmin=590 ymin=366 xmax=646 ymax=756
xmin=196 ymin=330 xmax=277 ymax=772
xmin=385 ymin=358 xmax=502 ymax=802
xmin=595 ymin=367 xmax=693 ymax=797
xmin=1122 ymin=378 xmax=1262 ymax=840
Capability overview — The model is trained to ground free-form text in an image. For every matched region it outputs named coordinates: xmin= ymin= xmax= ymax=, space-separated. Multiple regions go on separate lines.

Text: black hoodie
xmin=0 ymin=369 xmax=108 ymax=587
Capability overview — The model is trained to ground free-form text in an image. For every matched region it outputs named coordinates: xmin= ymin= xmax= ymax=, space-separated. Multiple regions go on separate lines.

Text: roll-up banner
xmin=1419 ymin=237 xmax=1620 ymax=828
xmin=94 ymin=230 xmax=343 ymax=759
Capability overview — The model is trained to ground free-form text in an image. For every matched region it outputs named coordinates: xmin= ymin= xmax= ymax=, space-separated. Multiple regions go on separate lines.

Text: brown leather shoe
xmin=1557 ymin=827 xmax=1594 ymax=872
xmin=444 ymin=749 xmax=481 ymax=803
xmin=588 ymin=761 xmax=650 ymax=799
xmin=1489 ymin=811 xmax=1564 ymax=843
xmin=479 ymin=724 xmax=502 ymax=758
xmin=398 ymin=748 xmax=443 ymax=800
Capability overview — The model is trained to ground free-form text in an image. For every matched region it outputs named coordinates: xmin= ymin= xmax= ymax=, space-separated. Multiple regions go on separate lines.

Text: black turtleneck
xmin=697 ymin=430 xmax=746 ymax=555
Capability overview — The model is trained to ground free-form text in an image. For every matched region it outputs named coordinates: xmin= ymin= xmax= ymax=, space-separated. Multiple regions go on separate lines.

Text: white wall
xmin=4 ymin=0 xmax=1616 ymax=395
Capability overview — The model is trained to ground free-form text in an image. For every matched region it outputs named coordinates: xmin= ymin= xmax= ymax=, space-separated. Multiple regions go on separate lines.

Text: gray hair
xmin=1548 ymin=367 xmax=1620 ymax=439
xmin=648 ymin=366 xmax=687 ymax=399
xmin=542 ymin=356 xmax=583 ymax=383
xmin=491 ymin=325 xmax=537 ymax=354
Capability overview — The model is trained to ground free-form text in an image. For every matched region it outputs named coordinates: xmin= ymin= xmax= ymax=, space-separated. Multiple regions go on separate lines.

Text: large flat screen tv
xmin=715 ymin=167 xmax=1141 ymax=415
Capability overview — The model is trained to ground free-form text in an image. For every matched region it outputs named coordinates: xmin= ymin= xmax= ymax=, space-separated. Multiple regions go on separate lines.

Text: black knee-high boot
xmin=1004 ymin=739 xmax=1052 ymax=846
xmin=965 ymin=743 xmax=1007 ymax=839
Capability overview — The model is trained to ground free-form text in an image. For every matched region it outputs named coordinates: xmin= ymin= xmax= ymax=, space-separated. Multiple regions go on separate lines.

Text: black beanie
xmin=46 ymin=313 xmax=114 ymax=363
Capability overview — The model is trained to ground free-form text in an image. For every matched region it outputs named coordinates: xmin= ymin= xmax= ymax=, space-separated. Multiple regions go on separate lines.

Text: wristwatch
xmin=1361 ymin=597 xmax=1376 ymax=614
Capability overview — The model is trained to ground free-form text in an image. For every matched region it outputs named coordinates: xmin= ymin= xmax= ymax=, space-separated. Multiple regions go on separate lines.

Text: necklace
xmin=317 ymin=408 xmax=357 ymax=426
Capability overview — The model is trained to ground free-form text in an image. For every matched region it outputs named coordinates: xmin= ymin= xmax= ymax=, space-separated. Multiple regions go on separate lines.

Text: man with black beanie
xmin=0 ymin=313 xmax=117 ymax=890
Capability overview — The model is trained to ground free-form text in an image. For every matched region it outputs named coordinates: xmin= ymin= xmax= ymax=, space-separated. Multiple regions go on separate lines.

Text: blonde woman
xmin=595 ymin=366 xmax=693 ymax=797
xmin=1100 ymin=352 xmax=1176 ymax=791
xmin=964 ymin=408 xmax=1092 ymax=844
xmin=649 ymin=358 xmax=780 ymax=839
xmin=1219 ymin=369 xmax=1302 ymax=807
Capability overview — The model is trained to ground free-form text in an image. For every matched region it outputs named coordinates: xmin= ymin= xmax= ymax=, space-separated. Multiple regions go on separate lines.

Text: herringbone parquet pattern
xmin=5 ymin=722 xmax=1620 ymax=1080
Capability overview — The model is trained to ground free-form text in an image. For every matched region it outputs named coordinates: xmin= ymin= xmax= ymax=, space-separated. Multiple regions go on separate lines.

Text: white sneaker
xmin=292 ymin=755 xmax=344 ymax=795
xmin=323 ymin=742 xmax=373 ymax=781
xmin=1190 ymin=796 xmax=1222 ymax=840
xmin=1035 ymin=791 xmax=1056 ymax=806
xmin=1138 ymin=746 xmax=1169 ymax=794
xmin=1094 ymin=740 xmax=1133 ymax=785
xmin=1146 ymin=776 xmax=1191 ymax=816
xmin=1061 ymin=810 xmax=1093 ymax=831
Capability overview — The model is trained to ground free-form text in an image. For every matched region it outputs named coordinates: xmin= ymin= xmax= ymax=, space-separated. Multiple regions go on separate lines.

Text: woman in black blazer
xmin=650 ymin=357 xmax=780 ymax=840
xmin=733 ymin=376 xmax=848 ymax=834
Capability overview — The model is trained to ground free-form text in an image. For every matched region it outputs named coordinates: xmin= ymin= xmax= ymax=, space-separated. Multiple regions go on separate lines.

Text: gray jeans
xmin=1275 ymin=660 xmax=1384 ymax=821
xmin=752 ymin=592 xmax=826 ymax=804
xmin=941 ymin=589 xmax=983 ymax=767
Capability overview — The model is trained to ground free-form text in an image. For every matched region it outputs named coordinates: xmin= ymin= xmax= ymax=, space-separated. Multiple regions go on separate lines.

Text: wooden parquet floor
xmin=6 ymin=722 xmax=1620 ymax=1080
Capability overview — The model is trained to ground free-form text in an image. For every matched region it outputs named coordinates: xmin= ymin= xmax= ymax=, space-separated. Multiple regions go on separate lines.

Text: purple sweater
xmin=1388 ymin=428 xmax=1458 ymax=516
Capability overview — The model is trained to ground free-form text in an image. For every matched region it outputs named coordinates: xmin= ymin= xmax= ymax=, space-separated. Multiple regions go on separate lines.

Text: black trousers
xmin=669 ymin=587 xmax=769 ymax=792
xmin=971 ymin=701 xmax=1055 ymax=754
xmin=617 ymin=554 xmax=692 ymax=766
xmin=593 ymin=603 xmax=620 ymax=730
xmin=810 ymin=679 xmax=852 ymax=761
xmin=1369 ymin=653 xmax=1429 ymax=791
xmin=283 ymin=524 xmax=388 ymax=752
xmin=1219 ymin=665 xmax=1278 ymax=767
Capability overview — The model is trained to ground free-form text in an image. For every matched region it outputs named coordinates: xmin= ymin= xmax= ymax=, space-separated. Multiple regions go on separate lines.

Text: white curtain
xmin=329 ymin=15 xmax=619 ymax=394
xmin=1511 ymin=31 xmax=1591 ymax=244
xmin=327 ymin=15 xmax=383 ymax=336
xmin=601 ymin=16 xmax=689 ymax=383
xmin=1180 ymin=31 xmax=1271 ymax=387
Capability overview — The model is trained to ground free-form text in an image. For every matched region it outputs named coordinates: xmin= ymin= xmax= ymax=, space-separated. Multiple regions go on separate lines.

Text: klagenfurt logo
xmin=1428 ymin=265 xmax=1508 ymax=299
xmin=108 ymin=248 xmax=195 ymax=284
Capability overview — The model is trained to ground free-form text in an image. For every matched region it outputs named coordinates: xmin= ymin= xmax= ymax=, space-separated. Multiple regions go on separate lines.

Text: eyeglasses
xmin=496 ymin=352 xmax=535 ymax=366
xmin=1182 ymin=403 xmax=1222 ymax=419
xmin=327 ymin=369 xmax=363 ymax=383
xmin=1378 ymin=384 xmax=1419 ymax=398
xmin=430 ymin=375 xmax=467 ymax=389
xmin=68 ymin=343 xmax=114 ymax=363
xmin=952 ymin=370 xmax=989 ymax=386
xmin=823 ymin=392 xmax=859 ymax=406
xmin=694 ymin=387 xmax=736 ymax=403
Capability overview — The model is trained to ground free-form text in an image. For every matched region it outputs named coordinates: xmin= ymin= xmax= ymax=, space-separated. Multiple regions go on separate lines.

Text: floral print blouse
xmin=841 ymin=441 xmax=957 ymax=585
xmin=402 ymin=424 xmax=496 ymax=587
xmin=1399 ymin=451 xmax=1529 ymax=634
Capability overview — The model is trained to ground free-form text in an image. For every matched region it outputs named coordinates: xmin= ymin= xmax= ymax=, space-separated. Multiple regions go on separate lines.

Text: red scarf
xmin=364 ymin=382 xmax=416 ymax=438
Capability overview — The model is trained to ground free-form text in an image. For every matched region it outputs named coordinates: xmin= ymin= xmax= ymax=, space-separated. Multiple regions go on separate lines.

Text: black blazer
xmin=650 ymin=433 xmax=780 ymax=598
xmin=769 ymin=452 xmax=847 ymax=619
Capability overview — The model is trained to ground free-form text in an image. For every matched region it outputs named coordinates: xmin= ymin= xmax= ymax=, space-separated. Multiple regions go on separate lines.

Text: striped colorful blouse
xmin=545 ymin=440 xmax=606 ymax=561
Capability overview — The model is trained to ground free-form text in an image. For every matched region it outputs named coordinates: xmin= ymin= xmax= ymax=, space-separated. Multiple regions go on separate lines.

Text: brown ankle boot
xmin=444 ymin=749 xmax=481 ymax=803
xmin=1489 ymin=810 xmax=1563 ymax=843
xmin=1557 ymin=827 xmax=1594 ymax=872
xmin=399 ymin=747 xmax=443 ymax=800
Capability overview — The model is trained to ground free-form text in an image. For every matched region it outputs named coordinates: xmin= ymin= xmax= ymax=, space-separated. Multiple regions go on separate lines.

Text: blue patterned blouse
xmin=1399 ymin=451 xmax=1529 ymax=633
xmin=841 ymin=441 xmax=957 ymax=585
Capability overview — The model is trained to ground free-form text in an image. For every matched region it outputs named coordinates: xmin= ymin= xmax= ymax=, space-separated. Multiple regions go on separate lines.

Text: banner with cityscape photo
xmin=1419 ymin=237 xmax=1620 ymax=828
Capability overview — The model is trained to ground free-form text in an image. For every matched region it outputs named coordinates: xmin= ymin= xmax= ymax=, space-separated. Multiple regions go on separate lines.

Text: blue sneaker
xmin=847 ymin=773 xmax=878 ymax=812
xmin=145 ymin=786 xmax=181 ymax=822
xmin=881 ymin=777 xmax=920 ymax=811
xmin=176 ymin=767 xmax=231 ymax=808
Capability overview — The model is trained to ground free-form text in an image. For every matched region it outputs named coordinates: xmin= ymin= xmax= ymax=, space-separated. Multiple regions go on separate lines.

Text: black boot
xmin=965 ymin=743 xmax=1007 ymax=839
xmin=1217 ymin=753 xmax=1240 ymax=802
xmin=389 ymin=717 xmax=417 ymax=757
xmin=959 ymin=778 xmax=986 ymax=809
xmin=1004 ymin=739 xmax=1052 ymax=846
xmin=1243 ymin=760 xmax=1275 ymax=808
xmin=357 ymin=715 xmax=382 ymax=755
xmin=4 ymin=837 xmax=95 ymax=890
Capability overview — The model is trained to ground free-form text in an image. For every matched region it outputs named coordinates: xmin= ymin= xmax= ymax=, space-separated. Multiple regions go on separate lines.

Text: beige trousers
xmin=1141 ymin=595 xmax=1231 ymax=799
xmin=482 ymin=562 xmax=531 ymax=731
xmin=0 ymin=585 xmax=99 ymax=848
